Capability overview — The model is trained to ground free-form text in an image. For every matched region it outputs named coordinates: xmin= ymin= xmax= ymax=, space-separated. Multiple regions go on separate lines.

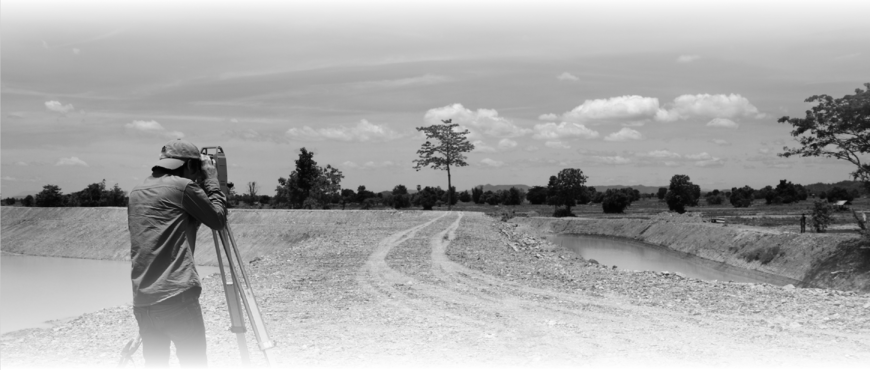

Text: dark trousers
xmin=133 ymin=289 xmax=207 ymax=367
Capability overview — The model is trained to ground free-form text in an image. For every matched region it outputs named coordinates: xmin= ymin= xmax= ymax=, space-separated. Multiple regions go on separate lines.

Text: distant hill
xmin=804 ymin=180 xmax=865 ymax=195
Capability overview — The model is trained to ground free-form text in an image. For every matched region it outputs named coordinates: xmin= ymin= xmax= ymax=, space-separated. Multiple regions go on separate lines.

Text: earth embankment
xmin=512 ymin=215 xmax=869 ymax=292
xmin=0 ymin=207 xmax=419 ymax=265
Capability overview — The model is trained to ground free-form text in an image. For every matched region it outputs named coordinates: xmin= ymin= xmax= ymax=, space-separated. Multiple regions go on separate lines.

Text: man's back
xmin=128 ymin=174 xmax=226 ymax=306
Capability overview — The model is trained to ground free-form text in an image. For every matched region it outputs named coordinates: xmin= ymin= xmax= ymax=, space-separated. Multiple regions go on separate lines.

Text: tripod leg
xmin=222 ymin=226 xmax=277 ymax=360
xmin=212 ymin=230 xmax=251 ymax=365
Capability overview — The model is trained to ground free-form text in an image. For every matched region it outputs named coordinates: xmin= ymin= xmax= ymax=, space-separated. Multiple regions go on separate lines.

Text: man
xmin=128 ymin=139 xmax=227 ymax=367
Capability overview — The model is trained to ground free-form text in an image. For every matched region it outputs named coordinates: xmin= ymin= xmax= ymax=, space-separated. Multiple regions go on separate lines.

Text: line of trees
xmin=6 ymin=180 xmax=129 ymax=208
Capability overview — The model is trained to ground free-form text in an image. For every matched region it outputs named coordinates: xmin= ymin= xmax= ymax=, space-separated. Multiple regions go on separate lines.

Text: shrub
xmin=472 ymin=186 xmax=483 ymax=204
xmin=458 ymin=190 xmax=471 ymax=202
xmin=553 ymin=208 xmax=575 ymax=218
xmin=23 ymin=195 xmax=34 ymax=207
xmin=705 ymin=194 xmax=724 ymax=205
xmin=827 ymin=187 xmax=854 ymax=204
xmin=526 ymin=186 xmax=547 ymax=205
xmin=742 ymin=246 xmax=783 ymax=265
xmin=811 ymin=200 xmax=832 ymax=232
xmin=3 ymin=197 xmax=15 ymax=206
xmin=602 ymin=189 xmax=630 ymax=213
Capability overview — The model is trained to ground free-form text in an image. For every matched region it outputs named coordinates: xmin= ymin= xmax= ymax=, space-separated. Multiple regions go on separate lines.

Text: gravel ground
xmin=2 ymin=211 xmax=869 ymax=369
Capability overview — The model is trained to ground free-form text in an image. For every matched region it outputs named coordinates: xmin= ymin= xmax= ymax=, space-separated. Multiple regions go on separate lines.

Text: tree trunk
xmin=447 ymin=163 xmax=452 ymax=211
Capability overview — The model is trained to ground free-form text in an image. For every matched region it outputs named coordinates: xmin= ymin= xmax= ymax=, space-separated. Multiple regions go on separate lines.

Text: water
xmin=548 ymin=234 xmax=799 ymax=286
xmin=0 ymin=254 xmax=220 ymax=334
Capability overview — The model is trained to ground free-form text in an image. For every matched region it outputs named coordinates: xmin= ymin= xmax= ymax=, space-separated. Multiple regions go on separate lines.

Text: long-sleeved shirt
xmin=128 ymin=173 xmax=227 ymax=307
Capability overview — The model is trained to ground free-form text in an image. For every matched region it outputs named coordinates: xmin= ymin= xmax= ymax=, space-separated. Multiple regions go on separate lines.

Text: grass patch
xmin=741 ymin=246 xmax=783 ymax=265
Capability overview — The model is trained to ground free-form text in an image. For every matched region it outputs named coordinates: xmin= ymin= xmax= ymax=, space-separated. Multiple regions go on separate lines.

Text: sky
xmin=2 ymin=0 xmax=869 ymax=197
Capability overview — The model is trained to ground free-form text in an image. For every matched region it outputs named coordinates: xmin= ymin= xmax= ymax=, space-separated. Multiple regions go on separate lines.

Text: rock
xmin=783 ymin=284 xmax=796 ymax=291
xmin=588 ymin=259 xmax=599 ymax=265
xmin=674 ymin=272 xmax=686 ymax=279
xmin=864 ymin=302 xmax=870 ymax=309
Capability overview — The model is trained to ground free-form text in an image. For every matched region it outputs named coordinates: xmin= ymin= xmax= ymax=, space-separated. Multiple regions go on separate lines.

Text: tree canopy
xmin=412 ymin=119 xmax=475 ymax=210
xmin=779 ymin=83 xmax=870 ymax=186
xmin=547 ymin=168 xmax=588 ymax=214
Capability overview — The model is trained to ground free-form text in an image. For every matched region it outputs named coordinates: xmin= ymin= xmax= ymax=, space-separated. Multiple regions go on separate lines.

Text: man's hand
xmin=200 ymin=154 xmax=218 ymax=181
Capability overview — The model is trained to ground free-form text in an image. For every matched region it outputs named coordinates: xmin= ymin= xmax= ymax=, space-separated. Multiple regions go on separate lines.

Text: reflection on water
xmin=0 ymin=254 xmax=220 ymax=334
xmin=548 ymin=234 xmax=798 ymax=286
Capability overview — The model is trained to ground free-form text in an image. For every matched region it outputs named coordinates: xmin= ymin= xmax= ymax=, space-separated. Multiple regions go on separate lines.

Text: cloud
xmin=604 ymin=128 xmax=642 ymax=141
xmin=592 ymin=156 xmax=631 ymax=165
xmin=639 ymin=150 xmax=681 ymax=159
xmin=525 ymin=146 xmax=539 ymax=152
xmin=341 ymin=160 xmax=397 ymax=170
xmin=56 ymin=157 xmax=88 ymax=166
xmin=286 ymin=119 xmax=403 ymax=142
xmin=564 ymin=96 xmax=661 ymax=122
xmin=7 ymin=112 xmax=25 ymax=118
xmin=538 ymin=113 xmax=558 ymax=121
xmin=72 ymin=48 xmax=81 ymax=55
xmin=710 ymin=139 xmax=731 ymax=146
xmin=676 ymin=55 xmax=700 ymax=63
xmin=125 ymin=120 xmax=185 ymax=138
xmin=424 ymin=104 xmax=531 ymax=138
xmin=45 ymin=100 xmax=75 ymax=114
xmin=656 ymin=94 xmax=765 ymax=122
xmin=480 ymin=158 xmax=504 ymax=167
xmin=706 ymin=118 xmax=739 ymax=128
xmin=472 ymin=140 xmax=497 ymax=153
xmin=498 ymin=138 xmax=518 ymax=150
xmin=230 ymin=118 xmax=239 ymax=123
xmin=557 ymin=72 xmax=579 ymax=81
xmin=545 ymin=141 xmax=571 ymax=149
xmin=15 ymin=161 xmax=28 ymax=166
xmin=533 ymin=122 xmax=599 ymax=140
xmin=685 ymin=152 xmax=712 ymax=160
xmin=355 ymin=74 xmax=451 ymax=89
xmin=695 ymin=158 xmax=725 ymax=167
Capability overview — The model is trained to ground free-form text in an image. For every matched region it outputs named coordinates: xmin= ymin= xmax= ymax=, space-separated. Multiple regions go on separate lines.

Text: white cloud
xmin=564 ymin=96 xmax=661 ymax=122
xmin=640 ymin=150 xmax=681 ymax=159
xmin=538 ymin=113 xmax=558 ymax=121
xmin=480 ymin=158 xmax=504 ymax=167
xmin=498 ymin=138 xmax=518 ymax=150
xmin=656 ymin=94 xmax=765 ymax=122
xmin=472 ymin=140 xmax=497 ymax=153
xmin=356 ymin=74 xmax=451 ymax=89
xmin=685 ymin=152 xmax=713 ymax=160
xmin=557 ymin=72 xmax=579 ymax=81
xmin=676 ymin=54 xmax=700 ymax=63
xmin=593 ymin=156 xmax=631 ymax=165
xmin=706 ymin=118 xmax=739 ymax=128
xmin=45 ymin=100 xmax=75 ymax=114
xmin=230 ymin=118 xmax=239 ymax=123
xmin=2 ymin=176 xmax=20 ymax=181
xmin=56 ymin=157 xmax=88 ymax=167
xmin=711 ymin=139 xmax=731 ymax=146
xmin=695 ymin=158 xmax=724 ymax=167
xmin=604 ymin=128 xmax=643 ymax=141
xmin=545 ymin=141 xmax=571 ymax=149
xmin=664 ymin=161 xmax=680 ymax=167
xmin=286 ymin=119 xmax=403 ymax=142
xmin=125 ymin=120 xmax=185 ymax=138
xmin=424 ymin=104 xmax=530 ymax=138
xmin=533 ymin=122 xmax=599 ymax=140
xmin=341 ymin=160 xmax=397 ymax=170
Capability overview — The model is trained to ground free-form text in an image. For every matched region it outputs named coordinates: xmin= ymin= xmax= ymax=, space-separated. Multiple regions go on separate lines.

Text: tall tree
xmin=35 ymin=184 xmax=65 ymax=207
xmin=779 ymin=83 xmax=870 ymax=188
xmin=247 ymin=181 xmax=259 ymax=202
xmin=548 ymin=168 xmax=588 ymax=214
xmin=665 ymin=174 xmax=696 ymax=214
xmin=412 ymin=119 xmax=475 ymax=210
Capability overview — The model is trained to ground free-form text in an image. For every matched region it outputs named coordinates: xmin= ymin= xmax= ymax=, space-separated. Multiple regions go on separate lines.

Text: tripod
xmin=211 ymin=221 xmax=276 ymax=366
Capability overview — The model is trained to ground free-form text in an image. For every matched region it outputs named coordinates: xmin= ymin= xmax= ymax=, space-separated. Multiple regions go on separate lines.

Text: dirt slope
xmin=2 ymin=211 xmax=869 ymax=369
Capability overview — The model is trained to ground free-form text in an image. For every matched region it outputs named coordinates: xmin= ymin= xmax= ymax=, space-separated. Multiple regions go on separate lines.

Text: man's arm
xmin=181 ymin=156 xmax=227 ymax=230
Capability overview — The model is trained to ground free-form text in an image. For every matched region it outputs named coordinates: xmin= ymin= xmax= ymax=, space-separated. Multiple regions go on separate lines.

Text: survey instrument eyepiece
xmin=200 ymin=146 xmax=231 ymax=196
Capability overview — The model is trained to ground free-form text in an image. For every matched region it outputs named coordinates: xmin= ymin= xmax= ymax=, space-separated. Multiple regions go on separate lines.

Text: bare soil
xmin=2 ymin=211 xmax=870 ymax=369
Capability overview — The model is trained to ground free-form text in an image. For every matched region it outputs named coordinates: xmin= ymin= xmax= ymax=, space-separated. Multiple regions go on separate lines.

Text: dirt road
xmin=2 ymin=211 xmax=869 ymax=368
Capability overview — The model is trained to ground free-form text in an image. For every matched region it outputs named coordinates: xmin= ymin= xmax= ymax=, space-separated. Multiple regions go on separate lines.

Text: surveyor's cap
xmin=154 ymin=139 xmax=200 ymax=170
